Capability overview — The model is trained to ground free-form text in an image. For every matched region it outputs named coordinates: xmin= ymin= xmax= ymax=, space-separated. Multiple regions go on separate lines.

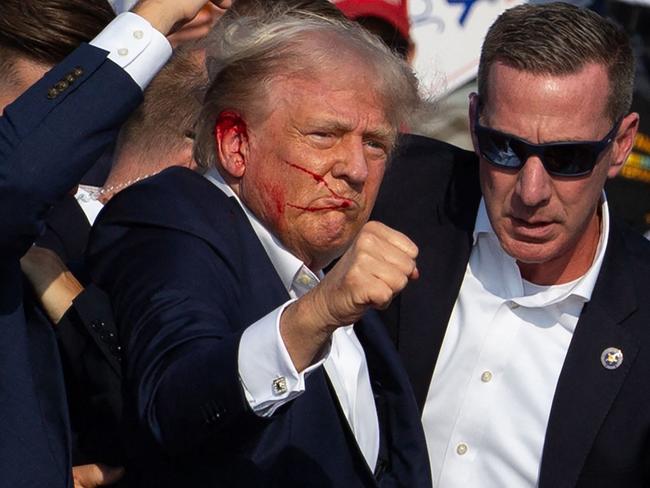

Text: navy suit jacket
xmin=88 ymin=167 xmax=432 ymax=487
xmin=372 ymin=134 xmax=650 ymax=488
xmin=0 ymin=44 xmax=141 ymax=487
xmin=32 ymin=193 xmax=126 ymax=467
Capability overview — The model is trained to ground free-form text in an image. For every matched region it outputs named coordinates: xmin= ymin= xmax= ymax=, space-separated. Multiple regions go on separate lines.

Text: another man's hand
xmin=20 ymin=246 xmax=84 ymax=325
xmin=73 ymin=463 xmax=125 ymax=488
xmin=167 ymin=3 xmax=227 ymax=48
xmin=133 ymin=0 xmax=232 ymax=36
xmin=281 ymin=221 xmax=419 ymax=371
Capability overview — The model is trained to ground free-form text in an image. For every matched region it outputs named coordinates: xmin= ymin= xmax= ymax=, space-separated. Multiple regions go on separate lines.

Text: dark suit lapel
xmin=356 ymin=311 xmax=433 ymax=486
xmin=395 ymin=160 xmax=481 ymax=411
xmin=397 ymin=219 xmax=474 ymax=411
xmin=539 ymin=225 xmax=639 ymax=488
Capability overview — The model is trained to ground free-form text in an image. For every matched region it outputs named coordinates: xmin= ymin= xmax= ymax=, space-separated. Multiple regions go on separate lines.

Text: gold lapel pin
xmin=600 ymin=347 xmax=623 ymax=370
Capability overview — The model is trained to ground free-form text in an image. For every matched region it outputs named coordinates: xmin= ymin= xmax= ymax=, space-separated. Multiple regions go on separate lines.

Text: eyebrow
xmin=304 ymin=119 xmax=395 ymax=141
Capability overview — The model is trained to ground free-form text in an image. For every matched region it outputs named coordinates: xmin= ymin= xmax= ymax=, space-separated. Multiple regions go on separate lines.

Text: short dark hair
xmin=0 ymin=0 xmax=115 ymax=84
xmin=478 ymin=2 xmax=634 ymax=122
xmin=114 ymin=46 xmax=207 ymax=164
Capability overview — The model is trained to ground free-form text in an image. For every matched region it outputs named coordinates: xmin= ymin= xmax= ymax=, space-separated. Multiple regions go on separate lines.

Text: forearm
xmin=279 ymin=291 xmax=335 ymax=372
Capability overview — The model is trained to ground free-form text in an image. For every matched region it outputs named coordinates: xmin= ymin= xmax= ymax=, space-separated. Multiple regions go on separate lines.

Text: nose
xmin=515 ymin=156 xmax=552 ymax=207
xmin=331 ymin=138 xmax=369 ymax=189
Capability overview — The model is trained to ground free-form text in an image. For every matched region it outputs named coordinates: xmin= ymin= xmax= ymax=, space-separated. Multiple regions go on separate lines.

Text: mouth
xmin=508 ymin=216 xmax=556 ymax=240
xmin=287 ymin=198 xmax=357 ymax=212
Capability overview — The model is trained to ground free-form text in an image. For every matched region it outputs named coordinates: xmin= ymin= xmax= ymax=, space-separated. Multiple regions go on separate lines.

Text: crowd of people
xmin=1 ymin=0 xmax=649 ymax=487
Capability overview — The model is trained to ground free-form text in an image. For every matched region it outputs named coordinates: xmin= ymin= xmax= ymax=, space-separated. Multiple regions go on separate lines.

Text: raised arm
xmin=0 ymin=0 xmax=228 ymax=258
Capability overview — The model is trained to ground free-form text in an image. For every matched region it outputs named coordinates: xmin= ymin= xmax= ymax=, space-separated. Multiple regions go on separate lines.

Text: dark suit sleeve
xmin=55 ymin=284 xmax=125 ymax=465
xmin=58 ymin=284 xmax=123 ymax=379
xmin=0 ymin=43 xmax=142 ymax=259
xmin=91 ymin=226 xmax=265 ymax=456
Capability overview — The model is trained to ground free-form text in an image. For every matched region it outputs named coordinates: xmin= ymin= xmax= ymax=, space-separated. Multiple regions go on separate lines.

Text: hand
xmin=133 ymin=0 xmax=232 ymax=36
xmin=20 ymin=246 xmax=84 ymax=325
xmin=281 ymin=221 xmax=418 ymax=371
xmin=73 ymin=464 xmax=125 ymax=488
xmin=167 ymin=3 xmax=227 ymax=48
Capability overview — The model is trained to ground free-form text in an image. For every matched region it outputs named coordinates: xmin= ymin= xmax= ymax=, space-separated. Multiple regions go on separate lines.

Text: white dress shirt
xmin=90 ymin=12 xmax=171 ymax=90
xmin=204 ymin=168 xmax=380 ymax=470
xmin=423 ymin=197 xmax=610 ymax=487
xmin=67 ymin=13 xmax=171 ymax=225
xmin=75 ymin=185 xmax=104 ymax=225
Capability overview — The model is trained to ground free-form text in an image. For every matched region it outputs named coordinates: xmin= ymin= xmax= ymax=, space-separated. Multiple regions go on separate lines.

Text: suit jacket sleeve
xmin=91 ymin=226 xmax=267 ymax=456
xmin=55 ymin=284 xmax=125 ymax=464
xmin=0 ymin=43 xmax=142 ymax=259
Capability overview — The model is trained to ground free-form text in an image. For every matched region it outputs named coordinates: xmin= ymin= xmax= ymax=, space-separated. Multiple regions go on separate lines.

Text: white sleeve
xmin=90 ymin=12 xmax=172 ymax=90
xmin=238 ymin=299 xmax=331 ymax=417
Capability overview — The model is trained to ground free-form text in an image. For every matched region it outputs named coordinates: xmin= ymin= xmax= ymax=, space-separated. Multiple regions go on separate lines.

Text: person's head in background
xmin=331 ymin=0 xmax=414 ymax=63
xmin=0 ymin=0 xmax=115 ymax=112
xmin=102 ymin=44 xmax=208 ymax=201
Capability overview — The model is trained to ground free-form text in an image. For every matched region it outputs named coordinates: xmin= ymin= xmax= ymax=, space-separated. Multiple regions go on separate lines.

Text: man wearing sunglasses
xmin=373 ymin=2 xmax=650 ymax=487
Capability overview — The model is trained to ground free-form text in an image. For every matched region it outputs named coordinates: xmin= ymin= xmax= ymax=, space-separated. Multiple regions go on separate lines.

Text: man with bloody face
xmin=88 ymin=2 xmax=431 ymax=486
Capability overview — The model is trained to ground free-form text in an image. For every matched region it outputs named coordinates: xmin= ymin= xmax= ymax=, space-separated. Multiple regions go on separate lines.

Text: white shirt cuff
xmin=238 ymin=299 xmax=330 ymax=417
xmin=90 ymin=12 xmax=172 ymax=90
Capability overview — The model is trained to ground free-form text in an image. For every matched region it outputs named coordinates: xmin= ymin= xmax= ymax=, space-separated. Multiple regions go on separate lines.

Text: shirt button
xmin=481 ymin=371 xmax=493 ymax=383
xmin=117 ymin=48 xmax=129 ymax=56
xmin=509 ymin=302 xmax=520 ymax=309
xmin=133 ymin=29 xmax=144 ymax=39
xmin=456 ymin=443 xmax=468 ymax=455
xmin=297 ymin=274 xmax=315 ymax=287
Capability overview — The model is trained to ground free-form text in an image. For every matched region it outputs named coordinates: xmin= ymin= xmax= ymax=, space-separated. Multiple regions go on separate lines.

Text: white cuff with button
xmin=238 ymin=298 xmax=331 ymax=417
xmin=90 ymin=12 xmax=172 ymax=89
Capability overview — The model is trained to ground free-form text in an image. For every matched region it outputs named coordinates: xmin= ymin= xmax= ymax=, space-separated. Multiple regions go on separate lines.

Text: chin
xmin=499 ymin=234 xmax=561 ymax=265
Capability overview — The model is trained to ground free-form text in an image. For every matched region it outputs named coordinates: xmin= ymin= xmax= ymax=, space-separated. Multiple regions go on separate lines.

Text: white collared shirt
xmin=204 ymin=168 xmax=380 ymax=470
xmin=75 ymin=185 xmax=104 ymax=225
xmin=90 ymin=12 xmax=171 ymax=90
xmin=423 ymin=196 xmax=610 ymax=487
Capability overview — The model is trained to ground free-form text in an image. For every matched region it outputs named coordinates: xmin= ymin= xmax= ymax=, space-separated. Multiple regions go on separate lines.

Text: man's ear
xmin=214 ymin=111 xmax=249 ymax=178
xmin=607 ymin=111 xmax=639 ymax=179
xmin=468 ymin=93 xmax=480 ymax=157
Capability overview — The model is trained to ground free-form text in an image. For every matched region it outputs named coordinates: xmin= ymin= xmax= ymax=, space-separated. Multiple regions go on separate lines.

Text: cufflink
xmin=272 ymin=376 xmax=288 ymax=395
xmin=601 ymin=347 xmax=623 ymax=370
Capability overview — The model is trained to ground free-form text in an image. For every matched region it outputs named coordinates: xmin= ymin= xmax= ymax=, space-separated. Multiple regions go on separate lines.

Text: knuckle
xmin=395 ymin=275 xmax=409 ymax=292
xmin=355 ymin=231 xmax=376 ymax=250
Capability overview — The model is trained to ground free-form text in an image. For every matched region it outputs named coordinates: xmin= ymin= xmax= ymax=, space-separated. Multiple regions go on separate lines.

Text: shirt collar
xmin=204 ymin=167 xmax=305 ymax=293
xmin=472 ymin=192 xmax=610 ymax=303
xmin=473 ymin=199 xmax=492 ymax=245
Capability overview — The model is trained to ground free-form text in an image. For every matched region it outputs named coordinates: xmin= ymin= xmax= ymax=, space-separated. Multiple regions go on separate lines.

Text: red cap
xmin=332 ymin=0 xmax=411 ymax=43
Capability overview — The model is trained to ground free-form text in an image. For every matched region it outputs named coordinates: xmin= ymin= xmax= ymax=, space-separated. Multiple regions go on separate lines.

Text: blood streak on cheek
xmin=282 ymin=161 xmax=354 ymax=206
xmin=260 ymin=181 xmax=286 ymax=221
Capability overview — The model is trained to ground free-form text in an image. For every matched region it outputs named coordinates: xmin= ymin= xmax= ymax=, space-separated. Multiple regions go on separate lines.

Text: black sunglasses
xmin=474 ymin=117 xmax=621 ymax=177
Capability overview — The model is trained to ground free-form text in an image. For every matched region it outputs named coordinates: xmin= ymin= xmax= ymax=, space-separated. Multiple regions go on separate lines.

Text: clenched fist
xmin=281 ymin=221 xmax=418 ymax=371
